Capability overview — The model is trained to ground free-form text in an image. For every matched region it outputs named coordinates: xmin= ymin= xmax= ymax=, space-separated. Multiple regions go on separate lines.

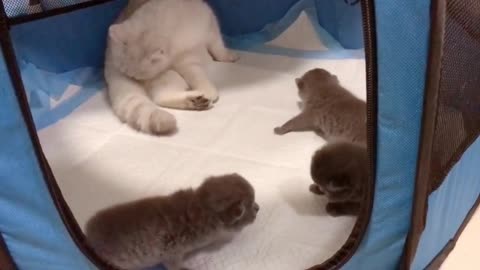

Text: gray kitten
xmin=85 ymin=174 xmax=259 ymax=270
xmin=274 ymin=68 xmax=366 ymax=144
xmin=309 ymin=141 xmax=368 ymax=216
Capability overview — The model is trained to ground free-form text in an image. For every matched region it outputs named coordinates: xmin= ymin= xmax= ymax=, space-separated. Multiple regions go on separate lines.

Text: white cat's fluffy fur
xmin=104 ymin=0 xmax=238 ymax=134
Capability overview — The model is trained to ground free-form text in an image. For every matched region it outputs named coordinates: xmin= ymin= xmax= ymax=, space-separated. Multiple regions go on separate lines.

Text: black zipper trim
xmin=307 ymin=0 xmax=378 ymax=268
xmin=8 ymin=0 xmax=115 ymax=25
xmin=0 ymin=232 xmax=17 ymax=270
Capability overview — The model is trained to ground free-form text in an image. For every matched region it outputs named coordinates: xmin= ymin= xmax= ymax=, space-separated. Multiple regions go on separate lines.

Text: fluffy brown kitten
xmin=85 ymin=174 xmax=259 ymax=270
xmin=274 ymin=68 xmax=366 ymax=144
xmin=309 ymin=141 xmax=368 ymax=216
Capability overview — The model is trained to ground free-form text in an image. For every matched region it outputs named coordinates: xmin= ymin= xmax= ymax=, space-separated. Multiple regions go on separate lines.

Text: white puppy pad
xmin=38 ymin=15 xmax=365 ymax=270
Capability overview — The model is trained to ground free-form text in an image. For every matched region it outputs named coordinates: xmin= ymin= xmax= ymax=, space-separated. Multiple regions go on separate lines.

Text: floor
xmin=37 ymin=50 xmax=365 ymax=270
xmin=441 ymin=207 xmax=480 ymax=270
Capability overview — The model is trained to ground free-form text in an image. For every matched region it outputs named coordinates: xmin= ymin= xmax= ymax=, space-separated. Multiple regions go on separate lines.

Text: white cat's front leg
xmin=147 ymin=70 xmax=211 ymax=110
xmin=151 ymin=88 xmax=211 ymax=111
xmin=174 ymin=64 xmax=219 ymax=103
xmin=207 ymin=19 xmax=239 ymax=63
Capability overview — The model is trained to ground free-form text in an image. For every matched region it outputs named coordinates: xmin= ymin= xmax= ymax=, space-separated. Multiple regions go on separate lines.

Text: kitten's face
xmin=310 ymin=143 xmax=361 ymax=202
xmin=197 ymin=174 xmax=259 ymax=231
xmin=295 ymin=77 xmax=308 ymax=101
xmin=296 ymin=68 xmax=339 ymax=101
xmin=311 ymin=172 xmax=352 ymax=201
xmin=109 ymin=23 xmax=171 ymax=81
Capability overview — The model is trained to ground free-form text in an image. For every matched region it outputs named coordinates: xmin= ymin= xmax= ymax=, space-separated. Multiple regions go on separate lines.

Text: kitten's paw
xmin=326 ymin=202 xmax=358 ymax=217
xmin=186 ymin=94 xmax=211 ymax=111
xmin=215 ymin=51 xmax=239 ymax=63
xmin=274 ymin=126 xmax=287 ymax=135
xmin=309 ymin=184 xmax=325 ymax=195
xmin=326 ymin=203 xmax=343 ymax=217
xmin=297 ymin=101 xmax=304 ymax=110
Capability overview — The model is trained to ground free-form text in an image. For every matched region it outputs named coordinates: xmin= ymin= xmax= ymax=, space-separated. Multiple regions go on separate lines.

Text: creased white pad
xmin=38 ymin=15 xmax=365 ymax=270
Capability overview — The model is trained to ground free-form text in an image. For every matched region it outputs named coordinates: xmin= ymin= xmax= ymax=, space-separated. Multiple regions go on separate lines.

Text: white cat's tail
xmin=105 ymin=66 xmax=177 ymax=135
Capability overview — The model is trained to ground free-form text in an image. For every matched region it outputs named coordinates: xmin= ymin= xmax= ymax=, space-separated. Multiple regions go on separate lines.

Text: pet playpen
xmin=0 ymin=0 xmax=479 ymax=269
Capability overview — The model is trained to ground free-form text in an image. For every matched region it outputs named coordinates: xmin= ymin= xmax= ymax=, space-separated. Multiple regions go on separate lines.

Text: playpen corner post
xmin=400 ymin=0 xmax=446 ymax=268
xmin=0 ymin=233 xmax=16 ymax=270
xmin=0 ymin=3 xmax=19 ymax=270
xmin=0 ymin=0 xmax=9 ymax=29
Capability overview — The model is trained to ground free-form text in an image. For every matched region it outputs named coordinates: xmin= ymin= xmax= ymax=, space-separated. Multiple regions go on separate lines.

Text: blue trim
xmin=10 ymin=0 xmax=127 ymax=73
xmin=209 ymin=0 xmax=363 ymax=50
xmin=304 ymin=6 xmax=343 ymax=50
xmin=342 ymin=0 xmax=431 ymax=269
xmin=224 ymin=0 xmax=313 ymax=49
xmin=412 ymin=137 xmax=480 ymax=269
xmin=32 ymin=84 xmax=102 ymax=130
xmin=21 ymin=65 xmax=105 ymax=130
xmin=0 ymin=47 xmax=95 ymax=270
xmin=225 ymin=0 xmax=364 ymax=59
xmin=235 ymin=45 xmax=364 ymax=60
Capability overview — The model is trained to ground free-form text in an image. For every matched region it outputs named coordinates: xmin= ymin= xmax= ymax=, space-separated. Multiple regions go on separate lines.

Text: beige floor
xmin=441 ymin=207 xmax=480 ymax=270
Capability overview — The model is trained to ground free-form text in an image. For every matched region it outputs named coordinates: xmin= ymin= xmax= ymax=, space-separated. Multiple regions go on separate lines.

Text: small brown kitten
xmin=85 ymin=174 xmax=259 ymax=270
xmin=309 ymin=141 xmax=368 ymax=216
xmin=274 ymin=68 xmax=366 ymax=144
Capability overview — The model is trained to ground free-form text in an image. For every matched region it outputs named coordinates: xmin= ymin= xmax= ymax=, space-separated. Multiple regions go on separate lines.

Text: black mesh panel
xmin=429 ymin=0 xmax=480 ymax=192
xmin=2 ymin=0 xmax=95 ymax=18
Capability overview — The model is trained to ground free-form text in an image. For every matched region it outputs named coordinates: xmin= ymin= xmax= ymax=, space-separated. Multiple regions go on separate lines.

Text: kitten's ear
xmin=220 ymin=202 xmax=246 ymax=225
xmin=205 ymin=193 xmax=246 ymax=225
xmin=295 ymin=78 xmax=304 ymax=89
xmin=108 ymin=23 xmax=127 ymax=43
xmin=332 ymin=75 xmax=339 ymax=83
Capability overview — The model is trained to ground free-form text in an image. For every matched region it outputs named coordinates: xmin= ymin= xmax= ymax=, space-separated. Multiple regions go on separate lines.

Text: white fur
xmin=104 ymin=0 xmax=238 ymax=135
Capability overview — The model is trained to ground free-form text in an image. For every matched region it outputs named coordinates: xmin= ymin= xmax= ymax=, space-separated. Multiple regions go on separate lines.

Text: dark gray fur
xmin=85 ymin=174 xmax=259 ymax=270
xmin=309 ymin=141 xmax=368 ymax=216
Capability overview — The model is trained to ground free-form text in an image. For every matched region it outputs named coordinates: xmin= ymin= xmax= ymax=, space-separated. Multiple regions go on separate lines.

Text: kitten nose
xmin=253 ymin=203 xmax=260 ymax=213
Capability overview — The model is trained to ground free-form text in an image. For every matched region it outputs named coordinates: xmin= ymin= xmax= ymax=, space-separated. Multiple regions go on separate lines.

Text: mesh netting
xmin=2 ymin=0 xmax=94 ymax=18
xmin=429 ymin=0 xmax=480 ymax=192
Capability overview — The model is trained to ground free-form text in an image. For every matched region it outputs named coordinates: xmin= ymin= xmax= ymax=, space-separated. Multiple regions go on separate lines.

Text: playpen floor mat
xmin=37 ymin=13 xmax=365 ymax=270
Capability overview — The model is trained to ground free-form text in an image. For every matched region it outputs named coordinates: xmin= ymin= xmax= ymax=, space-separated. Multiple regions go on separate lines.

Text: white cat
xmin=104 ymin=0 xmax=238 ymax=135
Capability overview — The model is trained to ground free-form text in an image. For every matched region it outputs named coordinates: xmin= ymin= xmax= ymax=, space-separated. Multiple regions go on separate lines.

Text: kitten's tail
xmin=105 ymin=67 xmax=177 ymax=135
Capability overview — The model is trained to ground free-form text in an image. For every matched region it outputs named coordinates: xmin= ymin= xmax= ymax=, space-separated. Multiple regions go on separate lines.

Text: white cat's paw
xmin=185 ymin=94 xmax=211 ymax=111
xmin=197 ymin=88 xmax=219 ymax=103
xmin=123 ymin=106 xmax=177 ymax=135
xmin=215 ymin=51 xmax=239 ymax=63
xmin=148 ymin=110 xmax=178 ymax=134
